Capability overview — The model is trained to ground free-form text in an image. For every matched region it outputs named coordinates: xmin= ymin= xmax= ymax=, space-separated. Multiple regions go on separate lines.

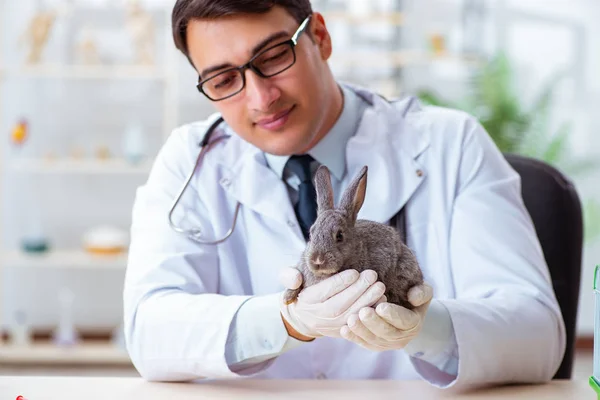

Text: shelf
xmin=2 ymin=250 xmax=128 ymax=269
xmin=0 ymin=342 xmax=132 ymax=366
xmin=331 ymin=50 xmax=483 ymax=67
xmin=0 ymin=64 xmax=166 ymax=80
xmin=323 ymin=11 xmax=404 ymax=25
xmin=9 ymin=158 xmax=153 ymax=175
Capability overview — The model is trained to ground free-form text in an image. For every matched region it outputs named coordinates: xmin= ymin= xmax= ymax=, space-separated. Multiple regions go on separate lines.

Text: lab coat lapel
xmin=346 ymin=93 xmax=430 ymax=223
xmin=216 ymin=135 xmax=299 ymax=233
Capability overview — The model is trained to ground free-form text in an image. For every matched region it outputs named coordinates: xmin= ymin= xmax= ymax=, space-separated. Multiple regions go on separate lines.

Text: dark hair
xmin=172 ymin=0 xmax=313 ymax=64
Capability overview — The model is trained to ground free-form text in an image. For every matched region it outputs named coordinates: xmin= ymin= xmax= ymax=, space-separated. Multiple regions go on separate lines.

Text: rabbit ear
xmin=339 ymin=165 xmax=368 ymax=224
xmin=314 ymin=164 xmax=334 ymax=212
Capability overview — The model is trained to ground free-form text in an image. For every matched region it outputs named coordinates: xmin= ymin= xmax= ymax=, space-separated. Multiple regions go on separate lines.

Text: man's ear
xmin=309 ymin=12 xmax=332 ymax=60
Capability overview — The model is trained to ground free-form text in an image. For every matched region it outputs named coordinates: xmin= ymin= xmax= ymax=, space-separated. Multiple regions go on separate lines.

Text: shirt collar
xmin=264 ymin=83 xmax=366 ymax=181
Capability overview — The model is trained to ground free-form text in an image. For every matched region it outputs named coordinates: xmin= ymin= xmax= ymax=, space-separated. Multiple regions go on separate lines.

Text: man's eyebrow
xmin=250 ymin=31 xmax=289 ymax=57
xmin=200 ymin=30 xmax=290 ymax=79
xmin=200 ymin=62 xmax=234 ymax=79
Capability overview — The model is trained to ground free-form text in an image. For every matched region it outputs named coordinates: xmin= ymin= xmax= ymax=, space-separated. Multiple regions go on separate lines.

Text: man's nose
xmin=244 ymin=70 xmax=281 ymax=111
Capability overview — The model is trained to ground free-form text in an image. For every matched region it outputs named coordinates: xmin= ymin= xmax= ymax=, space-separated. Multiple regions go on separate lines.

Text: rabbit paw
xmin=283 ymin=287 xmax=302 ymax=305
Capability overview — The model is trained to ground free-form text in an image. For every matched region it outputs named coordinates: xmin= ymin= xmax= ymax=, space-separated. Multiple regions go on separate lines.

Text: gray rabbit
xmin=283 ymin=164 xmax=424 ymax=310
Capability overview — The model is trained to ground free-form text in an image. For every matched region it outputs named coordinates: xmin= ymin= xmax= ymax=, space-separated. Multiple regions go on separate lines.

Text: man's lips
xmin=255 ymin=106 xmax=294 ymax=131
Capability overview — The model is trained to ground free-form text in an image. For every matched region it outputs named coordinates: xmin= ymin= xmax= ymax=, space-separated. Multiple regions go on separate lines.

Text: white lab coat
xmin=123 ymin=85 xmax=565 ymax=390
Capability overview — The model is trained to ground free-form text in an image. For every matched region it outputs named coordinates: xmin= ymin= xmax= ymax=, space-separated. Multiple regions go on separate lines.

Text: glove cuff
xmin=280 ymin=312 xmax=315 ymax=342
xmin=279 ymin=292 xmax=317 ymax=341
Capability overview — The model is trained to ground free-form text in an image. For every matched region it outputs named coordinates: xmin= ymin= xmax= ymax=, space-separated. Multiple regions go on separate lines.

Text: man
xmin=123 ymin=0 xmax=565 ymax=390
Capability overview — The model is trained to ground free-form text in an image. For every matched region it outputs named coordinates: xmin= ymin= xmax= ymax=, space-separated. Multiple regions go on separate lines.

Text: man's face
xmin=186 ymin=7 xmax=335 ymax=156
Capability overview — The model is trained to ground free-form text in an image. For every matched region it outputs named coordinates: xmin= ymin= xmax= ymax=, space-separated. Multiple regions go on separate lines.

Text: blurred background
xmin=0 ymin=0 xmax=598 ymax=377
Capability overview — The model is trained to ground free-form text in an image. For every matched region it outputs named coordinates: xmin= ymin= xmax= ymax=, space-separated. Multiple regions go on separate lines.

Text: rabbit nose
xmin=311 ymin=254 xmax=325 ymax=266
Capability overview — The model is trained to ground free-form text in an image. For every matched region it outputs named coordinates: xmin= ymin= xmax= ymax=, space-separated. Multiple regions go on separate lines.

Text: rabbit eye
xmin=335 ymin=230 xmax=344 ymax=242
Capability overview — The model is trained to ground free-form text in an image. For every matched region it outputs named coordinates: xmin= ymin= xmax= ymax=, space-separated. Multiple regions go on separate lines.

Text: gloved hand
xmin=279 ymin=267 xmax=387 ymax=340
xmin=339 ymin=283 xmax=433 ymax=351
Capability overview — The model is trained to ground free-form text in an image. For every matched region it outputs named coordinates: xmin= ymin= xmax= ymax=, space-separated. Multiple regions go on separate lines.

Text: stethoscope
xmin=167 ymin=116 xmax=241 ymax=245
xmin=168 ymin=99 xmax=409 ymax=246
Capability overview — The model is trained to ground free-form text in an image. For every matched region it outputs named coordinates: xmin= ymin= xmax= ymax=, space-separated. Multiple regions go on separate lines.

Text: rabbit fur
xmin=283 ymin=164 xmax=424 ymax=310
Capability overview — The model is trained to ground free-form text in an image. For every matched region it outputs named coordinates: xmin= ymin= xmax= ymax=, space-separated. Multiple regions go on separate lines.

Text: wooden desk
xmin=0 ymin=377 xmax=595 ymax=400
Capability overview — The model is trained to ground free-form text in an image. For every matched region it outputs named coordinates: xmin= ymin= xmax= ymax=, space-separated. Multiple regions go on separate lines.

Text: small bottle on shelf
xmin=52 ymin=287 xmax=79 ymax=347
xmin=10 ymin=310 xmax=32 ymax=347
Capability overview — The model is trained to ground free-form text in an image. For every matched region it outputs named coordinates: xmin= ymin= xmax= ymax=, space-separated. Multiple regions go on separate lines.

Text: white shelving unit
xmin=9 ymin=158 xmax=153 ymax=175
xmin=1 ymin=65 xmax=166 ymax=80
xmin=0 ymin=0 xmax=179 ymax=367
xmin=0 ymin=342 xmax=132 ymax=366
xmin=323 ymin=10 xmax=405 ymax=25
xmin=332 ymin=49 xmax=482 ymax=67
xmin=3 ymin=250 xmax=128 ymax=270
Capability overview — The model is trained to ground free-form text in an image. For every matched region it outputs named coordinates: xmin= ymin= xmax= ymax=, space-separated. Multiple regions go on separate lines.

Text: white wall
xmin=498 ymin=0 xmax=600 ymax=336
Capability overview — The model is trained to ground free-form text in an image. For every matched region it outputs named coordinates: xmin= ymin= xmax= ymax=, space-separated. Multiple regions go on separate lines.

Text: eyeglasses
xmin=197 ymin=15 xmax=312 ymax=101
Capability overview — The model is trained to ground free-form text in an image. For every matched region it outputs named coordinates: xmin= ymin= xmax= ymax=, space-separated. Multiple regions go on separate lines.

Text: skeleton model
xmin=126 ymin=1 xmax=155 ymax=65
xmin=20 ymin=10 xmax=57 ymax=64
xmin=75 ymin=28 xmax=101 ymax=65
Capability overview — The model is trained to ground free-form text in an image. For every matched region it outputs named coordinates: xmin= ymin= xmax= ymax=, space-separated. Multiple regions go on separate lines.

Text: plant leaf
xmin=540 ymin=122 xmax=571 ymax=164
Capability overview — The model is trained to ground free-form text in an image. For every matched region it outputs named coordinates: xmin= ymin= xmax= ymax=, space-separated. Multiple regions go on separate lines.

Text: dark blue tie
xmin=286 ymin=155 xmax=318 ymax=240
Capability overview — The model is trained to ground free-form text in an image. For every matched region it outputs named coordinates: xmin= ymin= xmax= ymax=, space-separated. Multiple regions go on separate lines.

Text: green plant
xmin=417 ymin=52 xmax=600 ymax=242
xmin=418 ymin=53 xmax=529 ymax=154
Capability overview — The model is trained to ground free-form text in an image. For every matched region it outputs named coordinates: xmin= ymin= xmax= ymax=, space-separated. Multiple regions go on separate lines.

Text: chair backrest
xmin=504 ymin=153 xmax=583 ymax=379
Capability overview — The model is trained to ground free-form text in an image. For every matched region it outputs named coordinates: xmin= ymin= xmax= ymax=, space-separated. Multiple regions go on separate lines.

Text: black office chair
xmin=504 ymin=153 xmax=583 ymax=380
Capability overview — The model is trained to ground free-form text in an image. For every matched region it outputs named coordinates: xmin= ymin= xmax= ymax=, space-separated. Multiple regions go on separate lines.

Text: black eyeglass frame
xmin=196 ymin=15 xmax=312 ymax=101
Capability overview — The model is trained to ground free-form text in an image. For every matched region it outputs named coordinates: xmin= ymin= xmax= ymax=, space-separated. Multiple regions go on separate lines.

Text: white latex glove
xmin=339 ymin=283 xmax=434 ymax=351
xmin=279 ymin=267 xmax=387 ymax=339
